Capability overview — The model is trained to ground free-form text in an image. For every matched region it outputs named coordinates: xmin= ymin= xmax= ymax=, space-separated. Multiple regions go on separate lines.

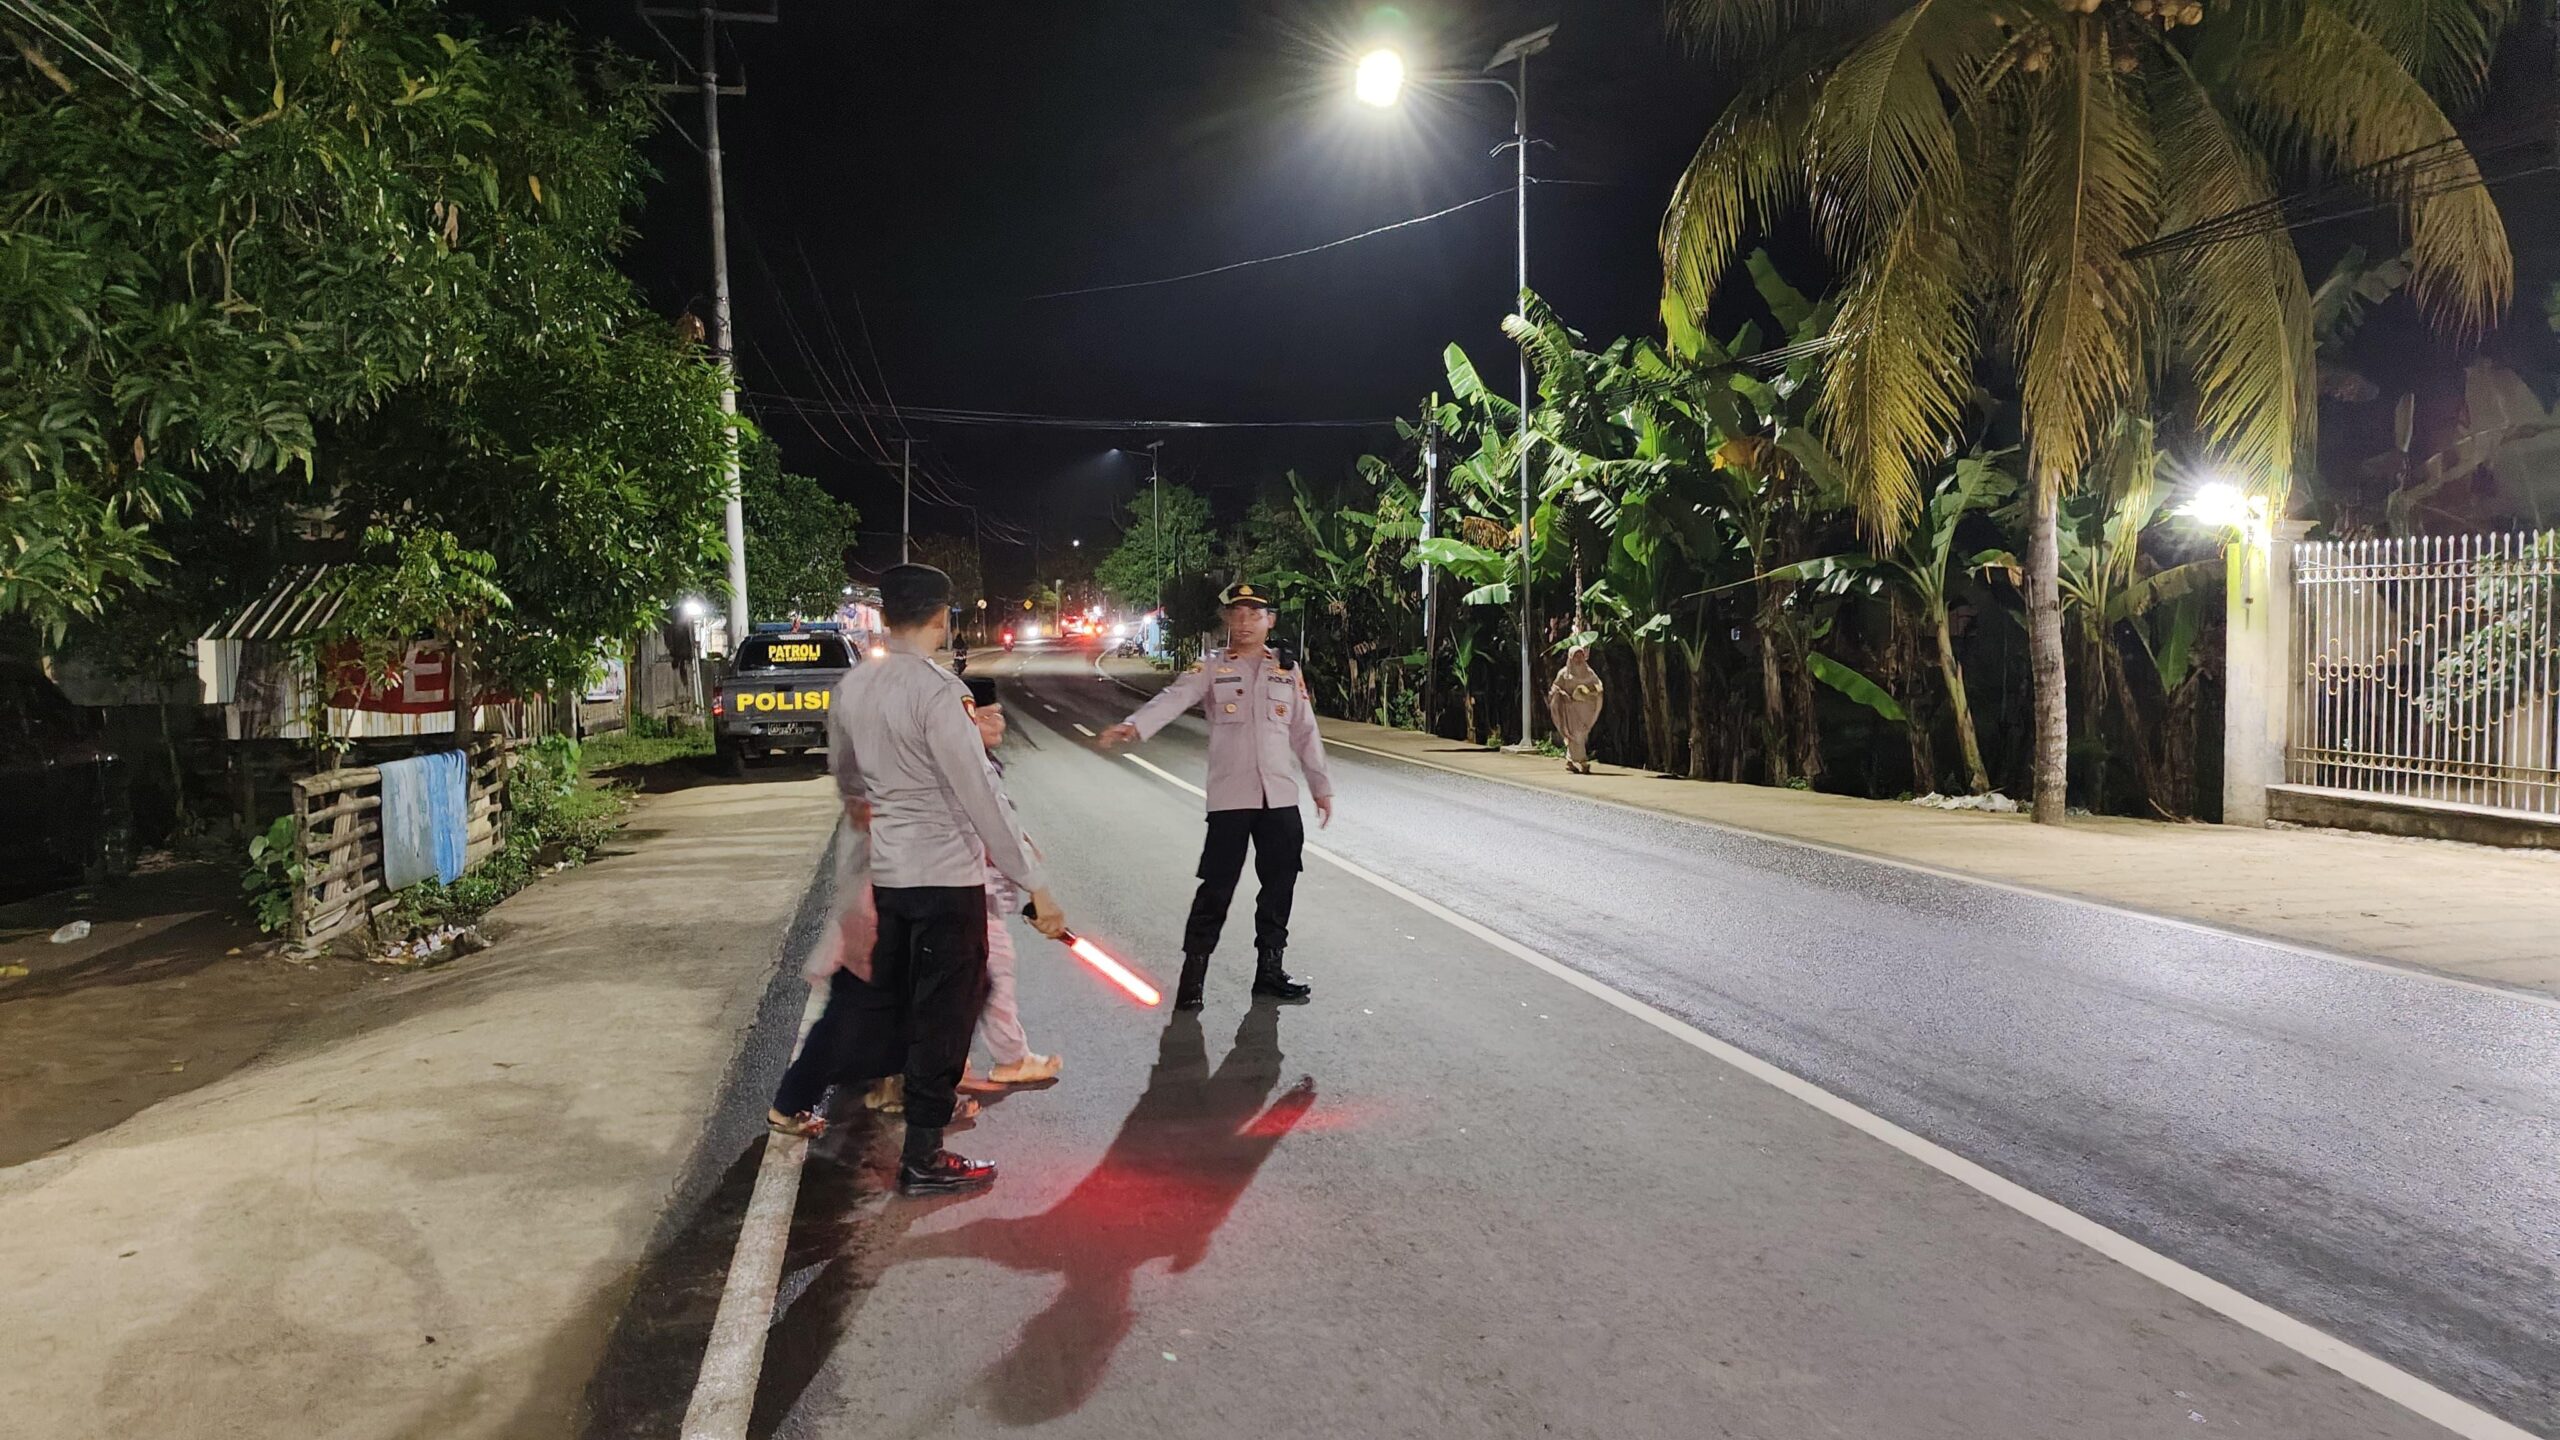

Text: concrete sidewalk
xmin=0 ymin=771 xmax=837 ymax=1440
xmin=1317 ymin=716 xmax=2560 ymax=996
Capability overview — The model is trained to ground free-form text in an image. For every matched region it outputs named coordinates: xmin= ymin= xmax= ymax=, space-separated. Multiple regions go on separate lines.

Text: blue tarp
xmin=380 ymin=750 xmax=468 ymax=890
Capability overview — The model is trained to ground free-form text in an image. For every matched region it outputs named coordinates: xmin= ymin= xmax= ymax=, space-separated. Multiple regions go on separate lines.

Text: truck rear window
xmin=736 ymin=634 xmax=852 ymax=670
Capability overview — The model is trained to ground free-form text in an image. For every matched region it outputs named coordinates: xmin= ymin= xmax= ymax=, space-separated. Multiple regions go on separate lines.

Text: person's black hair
xmin=879 ymin=564 xmax=953 ymax=629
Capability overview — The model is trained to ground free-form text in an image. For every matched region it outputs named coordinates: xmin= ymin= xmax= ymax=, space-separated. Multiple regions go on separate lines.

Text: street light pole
xmin=900 ymin=436 xmax=912 ymax=565
xmin=1509 ymin=57 xmax=1534 ymax=747
xmin=1358 ymin=23 xmax=1554 ymax=747
xmin=1480 ymin=25 xmax=1554 ymax=749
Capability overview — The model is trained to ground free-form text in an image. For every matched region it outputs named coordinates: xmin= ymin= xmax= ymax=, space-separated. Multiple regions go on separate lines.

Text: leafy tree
xmin=5 ymin=3 xmax=732 ymax=703
xmin=1659 ymin=0 xmax=2515 ymax=820
xmin=1095 ymin=482 xmax=1213 ymax=610
xmin=1773 ymin=455 xmax=2018 ymax=793
xmin=911 ymin=533 xmax=984 ymax=617
xmin=738 ymin=436 xmax=862 ymax=619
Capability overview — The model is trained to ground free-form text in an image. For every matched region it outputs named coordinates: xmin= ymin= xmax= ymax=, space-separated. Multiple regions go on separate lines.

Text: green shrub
xmin=241 ymin=816 xmax=302 ymax=935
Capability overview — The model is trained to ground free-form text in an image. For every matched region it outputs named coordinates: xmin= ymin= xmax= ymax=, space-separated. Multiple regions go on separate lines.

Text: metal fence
xmin=2292 ymin=532 xmax=2560 ymax=817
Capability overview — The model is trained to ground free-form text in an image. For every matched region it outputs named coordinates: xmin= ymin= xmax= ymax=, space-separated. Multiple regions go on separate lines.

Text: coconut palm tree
xmin=1660 ymin=0 xmax=2513 ymax=821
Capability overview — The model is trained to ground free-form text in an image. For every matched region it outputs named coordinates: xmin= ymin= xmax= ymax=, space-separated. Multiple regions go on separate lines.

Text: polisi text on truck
xmin=734 ymin=689 xmax=830 ymax=712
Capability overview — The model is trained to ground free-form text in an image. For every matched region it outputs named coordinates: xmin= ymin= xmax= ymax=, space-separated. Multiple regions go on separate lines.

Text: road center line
xmin=1072 ymin=723 xmax=1096 ymax=737
xmin=1117 ymin=750 xmax=2538 ymax=1440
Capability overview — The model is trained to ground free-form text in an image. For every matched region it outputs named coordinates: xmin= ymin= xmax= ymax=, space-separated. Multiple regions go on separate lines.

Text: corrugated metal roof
xmin=199 ymin=564 xmax=347 ymax=643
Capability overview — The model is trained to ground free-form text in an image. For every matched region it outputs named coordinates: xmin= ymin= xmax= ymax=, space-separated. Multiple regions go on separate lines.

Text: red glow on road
xmin=1068 ymin=935 xmax=1162 ymax=1007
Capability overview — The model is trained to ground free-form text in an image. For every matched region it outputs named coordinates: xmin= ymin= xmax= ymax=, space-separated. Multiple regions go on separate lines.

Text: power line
xmin=1025 ymin=190 xmax=1513 ymax=301
xmin=745 ymin=393 xmax=1401 ymax=431
xmin=1 ymin=0 xmax=235 ymax=144
xmin=2127 ymin=126 xmax=2551 ymax=260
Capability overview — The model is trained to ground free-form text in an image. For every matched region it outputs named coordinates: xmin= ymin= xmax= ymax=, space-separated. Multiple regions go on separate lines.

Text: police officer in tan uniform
xmin=1102 ymin=581 xmax=1333 ymax=1010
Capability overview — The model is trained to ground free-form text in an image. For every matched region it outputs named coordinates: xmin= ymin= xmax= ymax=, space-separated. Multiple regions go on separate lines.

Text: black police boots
xmin=1252 ymin=949 xmax=1311 ymax=1002
xmin=1174 ymin=952 xmax=1211 ymax=1011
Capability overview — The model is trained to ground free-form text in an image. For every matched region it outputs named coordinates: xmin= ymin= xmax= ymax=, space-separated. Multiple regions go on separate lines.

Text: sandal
xmin=767 ymin=1107 xmax=828 ymax=1138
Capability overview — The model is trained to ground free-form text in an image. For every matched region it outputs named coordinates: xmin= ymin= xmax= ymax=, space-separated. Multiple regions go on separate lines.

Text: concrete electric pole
xmin=649 ymin=2 xmax=775 ymax=648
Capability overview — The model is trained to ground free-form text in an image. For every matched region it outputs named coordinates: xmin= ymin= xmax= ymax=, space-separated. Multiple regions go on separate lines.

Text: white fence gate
xmin=2291 ymin=532 xmax=2560 ymax=818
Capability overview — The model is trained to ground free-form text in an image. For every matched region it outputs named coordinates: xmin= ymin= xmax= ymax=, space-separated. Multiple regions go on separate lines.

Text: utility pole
xmin=900 ymin=437 xmax=913 ymax=564
xmin=649 ymin=2 xmax=776 ymax=649
xmin=1420 ymin=398 xmax=1439 ymax=731
xmin=1148 ymin=440 xmax=1166 ymax=610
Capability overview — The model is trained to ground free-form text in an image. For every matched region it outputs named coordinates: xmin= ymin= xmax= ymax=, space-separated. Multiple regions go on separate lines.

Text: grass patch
xmin=581 ymin=719 xmax=712 ymax=777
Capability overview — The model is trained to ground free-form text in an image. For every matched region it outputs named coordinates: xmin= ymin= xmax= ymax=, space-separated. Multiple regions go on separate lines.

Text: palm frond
xmin=1805 ymin=0 xmax=2003 ymax=255
xmin=2008 ymin=21 xmax=2160 ymax=487
xmin=2325 ymin=0 xmax=2513 ymax=107
xmin=1666 ymin=0 xmax=1871 ymax=55
xmin=1660 ymin=47 xmax=1827 ymax=316
xmin=1815 ymin=191 xmax=1982 ymax=540
xmin=2151 ymin=45 xmax=2310 ymax=501
xmin=2234 ymin=0 xmax=2511 ymax=333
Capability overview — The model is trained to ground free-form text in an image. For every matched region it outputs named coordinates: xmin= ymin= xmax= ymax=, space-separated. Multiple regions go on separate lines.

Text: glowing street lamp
xmin=2177 ymin=480 xmax=2257 ymax=532
xmin=1354 ymin=48 xmax=1405 ymax=107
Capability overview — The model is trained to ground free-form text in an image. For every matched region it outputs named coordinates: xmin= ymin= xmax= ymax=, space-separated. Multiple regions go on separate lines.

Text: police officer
xmin=768 ymin=563 xmax=1067 ymax=1195
xmin=1101 ymin=581 xmax=1333 ymax=1011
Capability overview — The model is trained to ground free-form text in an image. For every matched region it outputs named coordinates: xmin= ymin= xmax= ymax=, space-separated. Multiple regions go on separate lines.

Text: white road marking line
xmin=1119 ymin=751 xmax=2539 ymax=1440
xmin=1073 ymin=723 xmax=1096 ymax=737
xmin=679 ymin=969 xmax=827 ymax=1440
xmin=1323 ymin=736 xmax=2560 ymax=1013
xmin=1042 ymin=702 xmax=1059 ymax=713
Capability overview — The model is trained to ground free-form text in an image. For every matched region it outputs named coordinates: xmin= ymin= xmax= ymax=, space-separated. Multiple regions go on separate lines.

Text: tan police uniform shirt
xmin=1122 ymin=646 xmax=1334 ymax=812
xmin=828 ymin=636 xmax=1045 ymax=892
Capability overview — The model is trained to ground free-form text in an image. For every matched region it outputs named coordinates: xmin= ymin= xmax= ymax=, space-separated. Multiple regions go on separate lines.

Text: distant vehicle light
xmin=869 ymin=646 xmax=886 ymax=659
xmin=1111 ymin=624 xmax=1128 ymax=639
xmin=1023 ymin=624 xmax=1040 ymax=639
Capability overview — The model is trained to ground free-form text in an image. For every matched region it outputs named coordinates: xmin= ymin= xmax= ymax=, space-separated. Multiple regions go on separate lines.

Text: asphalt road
xmin=749 ymin=643 xmax=2558 ymax=1439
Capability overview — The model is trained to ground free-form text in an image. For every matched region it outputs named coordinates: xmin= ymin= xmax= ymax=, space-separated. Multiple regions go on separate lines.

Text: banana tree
xmin=1764 ymin=453 xmax=2018 ymax=793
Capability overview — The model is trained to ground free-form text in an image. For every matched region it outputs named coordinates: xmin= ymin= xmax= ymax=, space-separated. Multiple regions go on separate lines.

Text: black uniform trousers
xmin=1181 ymin=803 xmax=1304 ymax=958
xmin=770 ymin=883 xmax=988 ymax=1129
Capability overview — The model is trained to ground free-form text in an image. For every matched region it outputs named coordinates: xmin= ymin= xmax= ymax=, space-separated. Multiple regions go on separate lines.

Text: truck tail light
xmin=711 ymin=693 xmax=724 ymax=717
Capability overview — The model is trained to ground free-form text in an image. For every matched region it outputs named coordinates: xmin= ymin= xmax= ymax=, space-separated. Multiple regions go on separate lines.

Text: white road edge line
xmin=1323 ymin=736 xmax=2560 ymax=1013
xmin=678 ymin=909 xmax=835 ymax=1439
xmin=1119 ymin=751 xmax=2539 ymax=1440
xmin=1073 ymin=723 xmax=1096 ymax=737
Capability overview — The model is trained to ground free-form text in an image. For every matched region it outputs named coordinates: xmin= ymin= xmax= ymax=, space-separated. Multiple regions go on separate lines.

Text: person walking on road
xmin=959 ymin=676 xmax=1064 ymax=1090
xmin=1100 ymin=581 xmax=1333 ymax=1011
xmin=768 ymin=564 xmax=1067 ymax=1196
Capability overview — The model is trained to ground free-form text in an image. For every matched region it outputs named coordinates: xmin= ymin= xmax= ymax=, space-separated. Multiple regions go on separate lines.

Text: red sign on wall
xmin=323 ymin=640 xmax=512 ymax=714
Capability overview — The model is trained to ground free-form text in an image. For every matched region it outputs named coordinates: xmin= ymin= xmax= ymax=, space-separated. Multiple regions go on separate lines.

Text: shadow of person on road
xmin=902 ymin=999 xmax=1315 ymax=1425
xmin=752 ymin=999 xmax=1313 ymax=1433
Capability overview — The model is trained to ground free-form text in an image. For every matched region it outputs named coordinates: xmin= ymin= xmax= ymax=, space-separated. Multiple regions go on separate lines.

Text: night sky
xmin=498 ymin=1 xmax=1738 ymax=594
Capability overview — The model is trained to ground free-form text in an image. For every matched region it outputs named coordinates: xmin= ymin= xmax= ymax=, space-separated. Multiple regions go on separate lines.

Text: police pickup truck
xmin=713 ymin=623 xmax=860 ymax=770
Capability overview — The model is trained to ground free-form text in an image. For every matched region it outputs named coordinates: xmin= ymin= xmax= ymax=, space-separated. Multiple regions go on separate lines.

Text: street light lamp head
xmin=679 ymin=597 xmax=707 ymax=621
xmin=1354 ymin=48 xmax=1405 ymax=106
xmin=2177 ymin=479 xmax=2257 ymax=533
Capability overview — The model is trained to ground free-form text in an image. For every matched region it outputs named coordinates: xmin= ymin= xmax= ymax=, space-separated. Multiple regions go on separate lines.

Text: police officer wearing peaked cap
xmin=769 ymin=563 xmax=1068 ymax=1196
xmin=1102 ymin=580 xmax=1333 ymax=1010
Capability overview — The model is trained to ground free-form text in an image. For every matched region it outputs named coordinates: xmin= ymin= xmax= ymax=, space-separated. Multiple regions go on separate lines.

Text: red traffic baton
xmin=1021 ymin=904 xmax=1162 ymax=1008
